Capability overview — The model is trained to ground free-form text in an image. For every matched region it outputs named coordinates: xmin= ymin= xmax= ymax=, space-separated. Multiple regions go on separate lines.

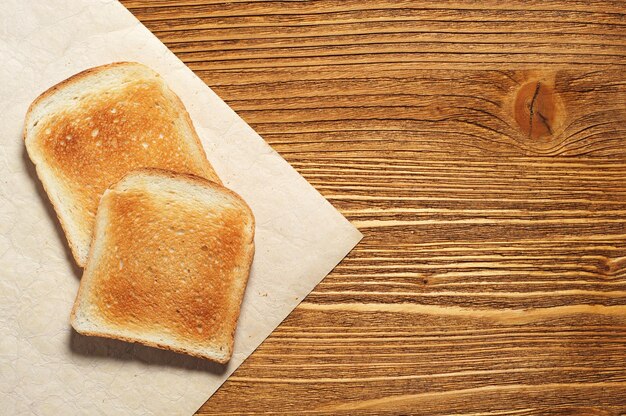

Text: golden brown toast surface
xmin=72 ymin=170 xmax=254 ymax=362
xmin=25 ymin=62 xmax=220 ymax=265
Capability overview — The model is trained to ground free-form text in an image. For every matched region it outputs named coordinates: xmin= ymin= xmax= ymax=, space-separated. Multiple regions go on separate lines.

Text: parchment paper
xmin=0 ymin=1 xmax=363 ymax=414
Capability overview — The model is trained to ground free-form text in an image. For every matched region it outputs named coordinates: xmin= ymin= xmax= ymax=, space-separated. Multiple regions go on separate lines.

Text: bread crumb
xmin=142 ymin=142 xmax=149 ymax=149
xmin=91 ymin=129 xmax=99 ymax=138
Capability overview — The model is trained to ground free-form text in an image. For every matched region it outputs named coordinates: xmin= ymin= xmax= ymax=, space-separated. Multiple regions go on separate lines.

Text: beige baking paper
xmin=0 ymin=1 xmax=362 ymax=414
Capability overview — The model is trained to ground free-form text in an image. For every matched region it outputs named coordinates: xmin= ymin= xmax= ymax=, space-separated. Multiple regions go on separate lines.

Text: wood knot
xmin=514 ymin=81 xmax=558 ymax=140
xmin=599 ymin=256 xmax=626 ymax=278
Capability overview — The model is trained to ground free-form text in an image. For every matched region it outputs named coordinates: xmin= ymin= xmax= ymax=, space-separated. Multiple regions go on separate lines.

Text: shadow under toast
xmin=69 ymin=329 xmax=228 ymax=374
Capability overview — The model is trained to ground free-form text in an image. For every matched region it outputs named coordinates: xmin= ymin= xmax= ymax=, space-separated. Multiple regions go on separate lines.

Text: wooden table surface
xmin=121 ymin=1 xmax=626 ymax=414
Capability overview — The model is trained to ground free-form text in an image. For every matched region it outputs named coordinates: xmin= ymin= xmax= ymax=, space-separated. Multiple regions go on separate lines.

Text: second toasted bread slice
xmin=24 ymin=62 xmax=221 ymax=266
xmin=71 ymin=169 xmax=254 ymax=363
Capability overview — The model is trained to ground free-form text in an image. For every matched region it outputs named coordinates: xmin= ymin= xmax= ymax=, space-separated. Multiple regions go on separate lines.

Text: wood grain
xmin=120 ymin=1 xmax=626 ymax=414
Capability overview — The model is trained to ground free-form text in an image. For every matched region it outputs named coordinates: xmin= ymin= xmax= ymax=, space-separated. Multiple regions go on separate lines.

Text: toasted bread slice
xmin=24 ymin=62 xmax=221 ymax=266
xmin=70 ymin=169 xmax=254 ymax=363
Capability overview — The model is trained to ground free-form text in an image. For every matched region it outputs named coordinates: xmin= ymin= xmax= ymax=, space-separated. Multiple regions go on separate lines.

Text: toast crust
xmin=24 ymin=62 xmax=221 ymax=266
xmin=71 ymin=169 xmax=254 ymax=363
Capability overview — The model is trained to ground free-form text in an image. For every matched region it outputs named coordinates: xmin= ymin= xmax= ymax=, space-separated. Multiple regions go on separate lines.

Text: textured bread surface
xmin=24 ymin=62 xmax=221 ymax=266
xmin=70 ymin=169 xmax=254 ymax=363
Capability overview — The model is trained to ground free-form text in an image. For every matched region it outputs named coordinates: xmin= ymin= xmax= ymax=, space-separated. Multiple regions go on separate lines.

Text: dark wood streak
xmin=119 ymin=1 xmax=626 ymax=414
xmin=527 ymin=82 xmax=541 ymax=138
